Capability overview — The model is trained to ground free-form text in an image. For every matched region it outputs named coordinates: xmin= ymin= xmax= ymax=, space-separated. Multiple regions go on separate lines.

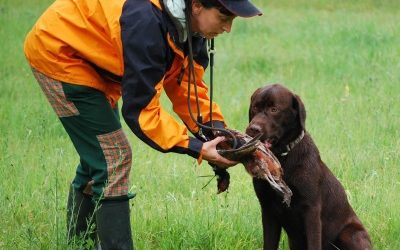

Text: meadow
xmin=1 ymin=0 xmax=399 ymax=249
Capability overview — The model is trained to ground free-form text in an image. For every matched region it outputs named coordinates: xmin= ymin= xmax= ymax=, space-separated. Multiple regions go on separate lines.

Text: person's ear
xmin=191 ymin=0 xmax=203 ymax=15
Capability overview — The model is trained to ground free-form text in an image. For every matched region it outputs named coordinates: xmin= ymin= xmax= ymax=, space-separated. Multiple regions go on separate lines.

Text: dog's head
xmin=246 ymin=84 xmax=306 ymax=149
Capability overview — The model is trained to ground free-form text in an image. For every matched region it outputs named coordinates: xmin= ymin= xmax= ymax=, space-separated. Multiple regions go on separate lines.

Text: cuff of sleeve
xmin=202 ymin=120 xmax=225 ymax=140
xmin=205 ymin=120 xmax=225 ymax=128
xmin=187 ymin=137 xmax=204 ymax=164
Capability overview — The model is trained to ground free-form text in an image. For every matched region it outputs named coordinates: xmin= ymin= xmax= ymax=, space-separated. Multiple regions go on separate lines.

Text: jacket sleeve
xmin=120 ymin=1 xmax=203 ymax=159
xmin=163 ymin=55 xmax=226 ymax=141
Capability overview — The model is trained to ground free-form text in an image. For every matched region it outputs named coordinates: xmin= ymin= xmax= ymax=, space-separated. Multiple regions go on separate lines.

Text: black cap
xmin=217 ymin=0 xmax=262 ymax=17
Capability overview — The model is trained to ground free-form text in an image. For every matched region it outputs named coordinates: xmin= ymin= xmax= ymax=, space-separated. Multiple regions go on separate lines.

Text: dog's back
xmin=247 ymin=84 xmax=371 ymax=249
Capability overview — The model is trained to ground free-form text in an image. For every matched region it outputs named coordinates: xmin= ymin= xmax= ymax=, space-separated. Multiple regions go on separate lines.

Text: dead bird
xmin=215 ymin=129 xmax=292 ymax=206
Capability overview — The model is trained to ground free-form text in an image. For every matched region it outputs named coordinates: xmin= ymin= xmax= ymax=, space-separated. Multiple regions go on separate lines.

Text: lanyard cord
xmin=208 ymin=38 xmax=214 ymax=125
xmin=184 ymin=3 xmax=238 ymax=148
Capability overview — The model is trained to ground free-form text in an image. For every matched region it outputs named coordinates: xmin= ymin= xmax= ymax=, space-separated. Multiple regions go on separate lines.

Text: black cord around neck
xmin=209 ymin=38 xmax=214 ymax=125
xmin=184 ymin=2 xmax=238 ymax=148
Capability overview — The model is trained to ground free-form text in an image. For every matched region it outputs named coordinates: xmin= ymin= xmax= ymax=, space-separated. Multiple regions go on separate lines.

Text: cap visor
xmin=220 ymin=1 xmax=262 ymax=17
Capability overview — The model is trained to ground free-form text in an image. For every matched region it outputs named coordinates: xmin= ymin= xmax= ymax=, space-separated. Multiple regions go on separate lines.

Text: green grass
xmin=1 ymin=0 xmax=399 ymax=249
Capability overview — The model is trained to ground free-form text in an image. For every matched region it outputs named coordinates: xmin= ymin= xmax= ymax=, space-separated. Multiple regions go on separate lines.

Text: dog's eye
xmin=253 ymin=103 xmax=263 ymax=113
xmin=270 ymin=107 xmax=278 ymax=113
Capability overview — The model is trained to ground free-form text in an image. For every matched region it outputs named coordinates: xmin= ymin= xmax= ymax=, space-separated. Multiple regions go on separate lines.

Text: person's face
xmin=191 ymin=1 xmax=236 ymax=39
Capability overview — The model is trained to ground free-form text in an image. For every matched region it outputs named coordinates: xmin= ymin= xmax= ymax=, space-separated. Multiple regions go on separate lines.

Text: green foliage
xmin=1 ymin=0 xmax=399 ymax=249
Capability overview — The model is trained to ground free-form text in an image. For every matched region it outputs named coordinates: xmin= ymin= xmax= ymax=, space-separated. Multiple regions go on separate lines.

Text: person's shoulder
xmin=121 ymin=0 xmax=163 ymax=26
xmin=120 ymin=0 xmax=168 ymax=52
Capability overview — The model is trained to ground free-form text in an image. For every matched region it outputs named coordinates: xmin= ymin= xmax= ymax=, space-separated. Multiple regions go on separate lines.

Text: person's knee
xmin=96 ymin=128 xmax=132 ymax=199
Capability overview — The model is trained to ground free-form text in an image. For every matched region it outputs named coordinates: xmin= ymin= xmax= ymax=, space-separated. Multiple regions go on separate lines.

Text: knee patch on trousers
xmin=97 ymin=128 xmax=132 ymax=198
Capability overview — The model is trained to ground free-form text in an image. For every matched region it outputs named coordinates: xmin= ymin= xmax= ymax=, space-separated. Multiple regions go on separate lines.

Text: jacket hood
xmin=163 ymin=0 xmax=187 ymax=43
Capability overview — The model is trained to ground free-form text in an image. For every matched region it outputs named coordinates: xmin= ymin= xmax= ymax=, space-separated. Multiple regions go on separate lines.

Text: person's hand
xmin=201 ymin=136 xmax=238 ymax=169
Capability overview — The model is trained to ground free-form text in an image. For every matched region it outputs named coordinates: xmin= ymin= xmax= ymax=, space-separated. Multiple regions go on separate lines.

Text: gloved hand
xmin=201 ymin=137 xmax=235 ymax=193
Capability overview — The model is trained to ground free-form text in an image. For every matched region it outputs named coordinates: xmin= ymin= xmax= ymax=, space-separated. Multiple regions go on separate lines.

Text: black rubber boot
xmin=96 ymin=200 xmax=134 ymax=250
xmin=66 ymin=184 xmax=97 ymax=246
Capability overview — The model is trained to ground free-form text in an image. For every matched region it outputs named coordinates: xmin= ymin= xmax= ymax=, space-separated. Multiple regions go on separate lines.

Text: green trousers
xmin=32 ymin=68 xmax=134 ymax=201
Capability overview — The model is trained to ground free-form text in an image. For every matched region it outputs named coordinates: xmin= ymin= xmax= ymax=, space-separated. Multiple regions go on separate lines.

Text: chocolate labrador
xmin=246 ymin=84 xmax=372 ymax=250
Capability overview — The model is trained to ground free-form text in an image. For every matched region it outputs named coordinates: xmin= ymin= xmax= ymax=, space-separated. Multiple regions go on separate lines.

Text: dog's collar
xmin=279 ymin=130 xmax=305 ymax=156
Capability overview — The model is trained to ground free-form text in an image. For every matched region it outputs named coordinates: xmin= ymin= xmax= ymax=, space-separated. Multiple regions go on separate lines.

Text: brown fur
xmin=246 ymin=84 xmax=372 ymax=250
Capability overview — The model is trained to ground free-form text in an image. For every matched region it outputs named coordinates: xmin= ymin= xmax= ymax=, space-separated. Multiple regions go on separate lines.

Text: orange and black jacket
xmin=24 ymin=0 xmax=226 ymax=161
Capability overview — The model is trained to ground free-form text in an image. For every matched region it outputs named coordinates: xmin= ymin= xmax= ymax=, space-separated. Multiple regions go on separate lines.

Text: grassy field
xmin=1 ymin=0 xmax=399 ymax=249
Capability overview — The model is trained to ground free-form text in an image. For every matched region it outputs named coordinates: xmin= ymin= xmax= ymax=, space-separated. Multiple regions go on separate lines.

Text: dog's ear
xmin=249 ymin=88 xmax=262 ymax=122
xmin=292 ymin=94 xmax=306 ymax=130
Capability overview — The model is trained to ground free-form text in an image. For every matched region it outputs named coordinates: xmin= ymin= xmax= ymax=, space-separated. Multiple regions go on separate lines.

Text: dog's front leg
xmin=253 ymin=179 xmax=282 ymax=250
xmin=261 ymin=206 xmax=282 ymax=250
xmin=304 ymin=203 xmax=322 ymax=250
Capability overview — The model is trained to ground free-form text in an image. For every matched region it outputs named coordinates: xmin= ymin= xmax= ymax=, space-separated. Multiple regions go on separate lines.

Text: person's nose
xmin=222 ymin=20 xmax=233 ymax=33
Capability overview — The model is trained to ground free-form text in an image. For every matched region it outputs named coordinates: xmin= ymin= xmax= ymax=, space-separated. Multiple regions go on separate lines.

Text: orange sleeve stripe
xmin=150 ymin=0 xmax=162 ymax=10
xmin=163 ymin=58 xmax=225 ymax=134
xmin=167 ymin=33 xmax=185 ymax=58
xmin=138 ymin=79 xmax=191 ymax=150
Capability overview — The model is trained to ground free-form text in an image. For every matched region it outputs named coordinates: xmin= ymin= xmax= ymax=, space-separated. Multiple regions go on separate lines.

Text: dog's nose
xmin=246 ymin=124 xmax=262 ymax=137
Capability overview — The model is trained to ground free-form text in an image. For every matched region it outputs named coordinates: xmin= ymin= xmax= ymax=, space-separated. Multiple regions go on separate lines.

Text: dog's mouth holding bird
xmin=215 ymin=129 xmax=292 ymax=206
